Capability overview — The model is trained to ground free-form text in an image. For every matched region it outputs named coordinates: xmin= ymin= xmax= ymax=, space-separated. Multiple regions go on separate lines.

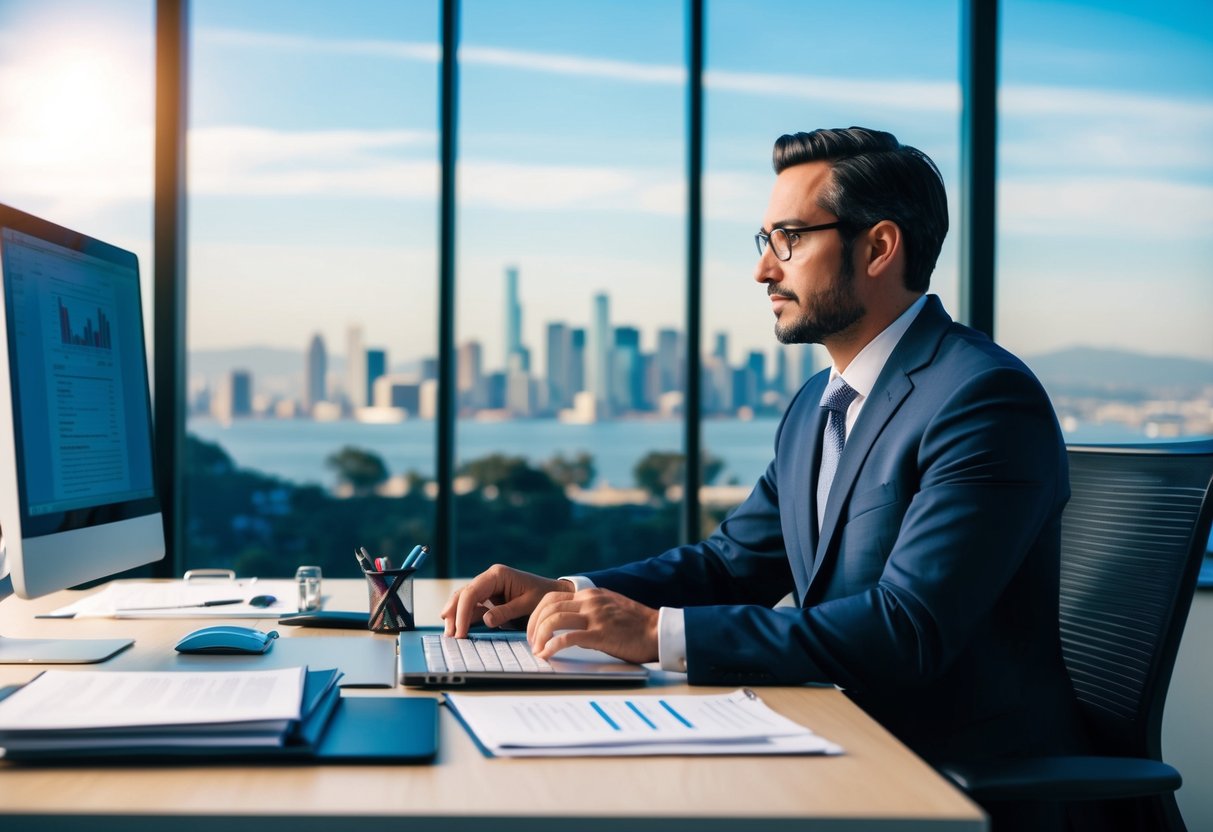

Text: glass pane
xmin=185 ymin=1 xmax=440 ymax=578
xmin=0 ymin=0 xmax=154 ymax=346
xmin=454 ymin=0 xmax=687 ymax=576
xmin=703 ymin=0 xmax=962 ymax=530
xmin=997 ymin=1 xmax=1213 ymax=443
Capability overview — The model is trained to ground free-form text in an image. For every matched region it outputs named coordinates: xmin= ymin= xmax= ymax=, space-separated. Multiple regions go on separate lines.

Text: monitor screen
xmin=0 ymin=204 xmax=162 ymax=604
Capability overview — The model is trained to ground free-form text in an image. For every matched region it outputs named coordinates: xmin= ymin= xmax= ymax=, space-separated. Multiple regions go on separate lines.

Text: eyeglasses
xmin=755 ymin=222 xmax=844 ymax=261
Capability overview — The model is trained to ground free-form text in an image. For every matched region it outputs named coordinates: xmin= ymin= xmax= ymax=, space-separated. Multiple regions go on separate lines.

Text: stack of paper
xmin=43 ymin=579 xmax=301 ymax=619
xmin=444 ymin=688 xmax=843 ymax=757
xmin=0 ymin=667 xmax=341 ymax=760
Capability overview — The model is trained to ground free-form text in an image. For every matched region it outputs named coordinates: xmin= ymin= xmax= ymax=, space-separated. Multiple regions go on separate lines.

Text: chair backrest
xmin=1059 ymin=441 xmax=1213 ymax=759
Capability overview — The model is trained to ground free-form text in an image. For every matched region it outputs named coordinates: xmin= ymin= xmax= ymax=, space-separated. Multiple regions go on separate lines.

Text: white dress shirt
xmin=570 ymin=295 xmax=930 ymax=673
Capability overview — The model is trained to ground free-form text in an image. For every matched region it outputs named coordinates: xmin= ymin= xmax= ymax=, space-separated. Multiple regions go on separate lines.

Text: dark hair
xmin=772 ymin=127 xmax=947 ymax=293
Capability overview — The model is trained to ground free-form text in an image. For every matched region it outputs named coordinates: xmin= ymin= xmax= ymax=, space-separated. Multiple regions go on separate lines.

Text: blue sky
xmin=0 ymin=0 xmax=1210 ymax=387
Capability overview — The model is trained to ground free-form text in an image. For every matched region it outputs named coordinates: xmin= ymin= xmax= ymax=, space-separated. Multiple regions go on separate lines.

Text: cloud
xmin=460 ymin=45 xmax=684 ymax=84
xmin=200 ymin=27 xmax=956 ymax=110
xmin=200 ymin=28 xmax=440 ymax=62
xmin=1001 ymin=84 xmax=1213 ymax=124
xmin=706 ymin=69 xmax=958 ymax=113
xmin=1000 ymin=176 xmax=1213 ymax=238
xmin=187 ymin=123 xmax=777 ymax=221
xmin=189 ymin=125 xmax=437 ymax=197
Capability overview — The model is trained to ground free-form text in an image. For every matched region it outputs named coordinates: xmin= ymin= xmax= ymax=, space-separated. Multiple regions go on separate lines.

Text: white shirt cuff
xmin=559 ymin=575 xmax=596 ymax=592
xmin=657 ymin=606 xmax=688 ymax=673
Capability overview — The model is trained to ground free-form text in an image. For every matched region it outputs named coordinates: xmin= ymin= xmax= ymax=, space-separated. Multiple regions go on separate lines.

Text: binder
xmin=0 ymin=670 xmax=439 ymax=765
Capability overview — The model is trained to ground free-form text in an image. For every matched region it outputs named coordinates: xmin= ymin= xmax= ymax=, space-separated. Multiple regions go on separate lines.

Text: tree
xmin=542 ymin=451 xmax=596 ymax=489
xmin=633 ymin=450 xmax=724 ymax=500
xmin=326 ymin=446 xmax=389 ymax=496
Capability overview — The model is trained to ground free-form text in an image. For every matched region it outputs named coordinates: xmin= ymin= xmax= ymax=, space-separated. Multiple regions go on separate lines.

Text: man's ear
xmin=863 ymin=220 xmax=902 ymax=278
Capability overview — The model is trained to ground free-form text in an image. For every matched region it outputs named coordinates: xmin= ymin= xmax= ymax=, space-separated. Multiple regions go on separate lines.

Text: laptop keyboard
xmin=422 ymin=634 xmax=554 ymax=673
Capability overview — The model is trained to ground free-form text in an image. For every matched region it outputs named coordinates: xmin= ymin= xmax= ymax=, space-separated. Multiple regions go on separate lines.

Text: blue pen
xmin=401 ymin=544 xmax=424 ymax=569
xmin=408 ymin=548 xmax=429 ymax=572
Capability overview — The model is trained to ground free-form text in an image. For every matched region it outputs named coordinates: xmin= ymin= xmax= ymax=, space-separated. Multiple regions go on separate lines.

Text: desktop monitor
xmin=0 ymin=203 xmax=164 ymax=662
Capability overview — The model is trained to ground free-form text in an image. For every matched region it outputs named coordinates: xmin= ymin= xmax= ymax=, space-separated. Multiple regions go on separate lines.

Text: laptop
xmin=398 ymin=630 xmax=649 ymax=687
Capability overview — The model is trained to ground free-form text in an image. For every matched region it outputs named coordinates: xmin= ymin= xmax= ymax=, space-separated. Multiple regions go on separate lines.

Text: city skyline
xmin=200 ymin=266 xmax=818 ymax=423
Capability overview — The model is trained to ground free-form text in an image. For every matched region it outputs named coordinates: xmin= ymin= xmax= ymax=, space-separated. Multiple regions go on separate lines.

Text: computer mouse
xmin=174 ymin=625 xmax=279 ymax=655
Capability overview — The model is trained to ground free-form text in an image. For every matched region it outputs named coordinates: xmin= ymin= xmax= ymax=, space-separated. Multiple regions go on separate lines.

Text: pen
xmin=355 ymin=547 xmax=374 ymax=573
xmin=407 ymin=548 xmax=429 ymax=572
xmin=117 ymin=599 xmax=244 ymax=611
xmin=402 ymin=545 xmax=426 ymax=569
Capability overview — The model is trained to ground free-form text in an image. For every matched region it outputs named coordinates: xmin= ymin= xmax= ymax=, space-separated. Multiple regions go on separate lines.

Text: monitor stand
xmin=0 ymin=574 xmax=134 ymax=664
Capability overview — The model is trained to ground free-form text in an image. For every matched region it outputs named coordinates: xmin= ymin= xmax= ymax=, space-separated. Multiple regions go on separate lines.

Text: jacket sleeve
xmin=580 ymin=391 xmax=809 ymax=610
xmin=684 ymin=366 xmax=1064 ymax=688
xmin=581 ymin=457 xmax=795 ymax=610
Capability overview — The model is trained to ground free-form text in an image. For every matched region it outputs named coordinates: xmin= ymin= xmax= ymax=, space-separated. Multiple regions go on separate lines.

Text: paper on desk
xmin=0 ymin=666 xmax=305 ymax=731
xmin=44 ymin=579 xmax=300 ymax=618
xmin=444 ymin=688 xmax=843 ymax=757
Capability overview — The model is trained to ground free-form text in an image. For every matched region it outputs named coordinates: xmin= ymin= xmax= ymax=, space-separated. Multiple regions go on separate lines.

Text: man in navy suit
xmin=442 ymin=127 xmax=1086 ymax=772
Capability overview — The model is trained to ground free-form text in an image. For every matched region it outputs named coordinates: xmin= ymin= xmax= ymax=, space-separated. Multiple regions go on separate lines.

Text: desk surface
xmin=0 ymin=579 xmax=985 ymax=832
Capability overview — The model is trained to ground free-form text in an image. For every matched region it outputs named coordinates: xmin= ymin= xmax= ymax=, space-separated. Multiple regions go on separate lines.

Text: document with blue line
xmin=443 ymin=688 xmax=843 ymax=757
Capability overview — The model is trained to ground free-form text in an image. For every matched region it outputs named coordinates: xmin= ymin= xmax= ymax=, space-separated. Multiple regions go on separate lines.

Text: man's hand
xmin=440 ymin=564 xmax=572 ymax=638
xmin=527 ymin=587 xmax=659 ymax=665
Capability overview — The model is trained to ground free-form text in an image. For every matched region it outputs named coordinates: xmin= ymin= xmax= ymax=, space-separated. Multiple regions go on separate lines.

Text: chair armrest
xmin=940 ymin=756 xmax=1182 ymax=802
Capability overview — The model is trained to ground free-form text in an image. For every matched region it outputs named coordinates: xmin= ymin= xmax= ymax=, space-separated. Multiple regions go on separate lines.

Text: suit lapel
xmin=806 ymin=296 xmax=952 ymax=595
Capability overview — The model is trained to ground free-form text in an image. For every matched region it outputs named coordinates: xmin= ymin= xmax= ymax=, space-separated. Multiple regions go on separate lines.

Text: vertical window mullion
xmin=960 ymin=0 xmax=998 ymax=337
xmin=683 ymin=0 xmax=705 ymax=543
xmin=436 ymin=0 xmax=460 ymax=577
xmin=154 ymin=0 xmax=189 ymax=577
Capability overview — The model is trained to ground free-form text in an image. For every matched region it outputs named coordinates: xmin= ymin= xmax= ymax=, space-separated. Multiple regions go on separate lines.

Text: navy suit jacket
xmin=583 ymin=296 xmax=1087 ymax=764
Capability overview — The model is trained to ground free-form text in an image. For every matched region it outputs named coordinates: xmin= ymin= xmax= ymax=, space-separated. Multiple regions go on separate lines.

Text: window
xmin=0 ymin=0 xmax=154 ymax=340
xmin=184 ymin=1 xmax=440 ymax=576
xmin=703 ymin=0 xmax=962 ymax=527
xmin=997 ymin=0 xmax=1213 ymax=442
xmin=452 ymin=0 xmax=687 ymax=576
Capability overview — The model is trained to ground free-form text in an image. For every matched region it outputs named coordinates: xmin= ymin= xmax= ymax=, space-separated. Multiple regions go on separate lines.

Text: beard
xmin=772 ymin=258 xmax=865 ymax=345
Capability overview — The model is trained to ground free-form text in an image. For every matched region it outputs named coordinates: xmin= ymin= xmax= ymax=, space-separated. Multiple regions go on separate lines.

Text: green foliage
xmin=542 ymin=451 xmax=596 ymax=489
xmin=632 ymin=450 xmax=724 ymax=500
xmin=184 ymin=435 xmax=690 ymax=582
xmin=325 ymin=446 xmax=389 ymax=496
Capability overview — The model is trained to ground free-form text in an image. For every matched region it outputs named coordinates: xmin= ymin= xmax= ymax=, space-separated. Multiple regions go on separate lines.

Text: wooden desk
xmin=0 ymin=579 xmax=986 ymax=831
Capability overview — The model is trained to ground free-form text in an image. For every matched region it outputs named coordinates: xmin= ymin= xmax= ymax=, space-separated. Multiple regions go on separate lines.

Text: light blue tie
xmin=816 ymin=376 xmax=859 ymax=530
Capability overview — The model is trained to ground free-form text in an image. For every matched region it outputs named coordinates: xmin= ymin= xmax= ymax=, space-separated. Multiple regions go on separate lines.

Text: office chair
xmin=941 ymin=440 xmax=1213 ymax=831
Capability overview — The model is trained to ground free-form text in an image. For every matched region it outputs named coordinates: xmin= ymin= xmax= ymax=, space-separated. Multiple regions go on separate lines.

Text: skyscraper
xmin=346 ymin=325 xmax=366 ymax=408
xmin=505 ymin=265 xmax=522 ymax=370
xmin=656 ymin=328 xmax=684 ymax=394
xmin=587 ymin=293 xmax=611 ymax=418
xmin=569 ymin=328 xmax=586 ymax=396
xmin=745 ymin=350 xmax=767 ymax=409
xmin=229 ymin=369 xmax=253 ymax=417
xmin=773 ymin=346 xmax=789 ymax=397
xmin=457 ymin=340 xmax=483 ymax=410
xmin=713 ymin=331 xmax=729 ymax=365
xmin=365 ymin=349 xmax=387 ymax=405
xmin=613 ymin=326 xmax=642 ymax=412
xmin=546 ymin=322 xmax=571 ymax=412
xmin=305 ymin=333 xmax=327 ymax=412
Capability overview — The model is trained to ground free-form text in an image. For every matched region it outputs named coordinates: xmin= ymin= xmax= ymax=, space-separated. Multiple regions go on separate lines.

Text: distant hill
xmin=1024 ymin=346 xmax=1213 ymax=392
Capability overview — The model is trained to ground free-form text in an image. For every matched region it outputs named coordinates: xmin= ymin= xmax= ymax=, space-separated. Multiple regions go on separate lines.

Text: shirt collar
xmin=828 ymin=294 xmax=929 ymax=400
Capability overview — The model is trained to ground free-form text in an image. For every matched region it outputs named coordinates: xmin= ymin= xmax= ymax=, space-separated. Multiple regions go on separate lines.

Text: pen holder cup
xmin=364 ymin=568 xmax=417 ymax=633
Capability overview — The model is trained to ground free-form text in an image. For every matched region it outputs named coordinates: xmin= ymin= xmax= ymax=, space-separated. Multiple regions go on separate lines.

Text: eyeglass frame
xmin=755 ymin=221 xmax=846 ymax=261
